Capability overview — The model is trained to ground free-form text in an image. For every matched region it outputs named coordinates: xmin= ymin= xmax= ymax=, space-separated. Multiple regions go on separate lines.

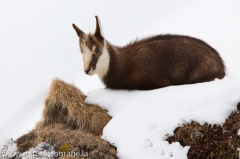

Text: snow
xmin=85 ymin=78 xmax=240 ymax=158
xmin=0 ymin=1 xmax=240 ymax=159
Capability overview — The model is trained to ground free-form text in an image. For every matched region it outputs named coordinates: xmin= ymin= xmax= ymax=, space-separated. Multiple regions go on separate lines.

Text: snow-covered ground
xmin=0 ymin=1 xmax=240 ymax=159
xmin=86 ymin=78 xmax=240 ymax=158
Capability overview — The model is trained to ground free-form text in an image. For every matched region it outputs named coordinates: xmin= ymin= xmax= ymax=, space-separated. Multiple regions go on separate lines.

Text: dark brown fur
xmin=73 ymin=16 xmax=226 ymax=90
xmin=104 ymin=35 xmax=225 ymax=90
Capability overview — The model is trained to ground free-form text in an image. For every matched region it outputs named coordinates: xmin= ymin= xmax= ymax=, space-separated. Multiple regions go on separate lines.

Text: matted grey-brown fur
xmin=16 ymin=79 xmax=117 ymax=159
xmin=73 ymin=16 xmax=225 ymax=90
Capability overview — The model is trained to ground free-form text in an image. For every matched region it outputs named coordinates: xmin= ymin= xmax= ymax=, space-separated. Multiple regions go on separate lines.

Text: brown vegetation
xmin=16 ymin=79 xmax=117 ymax=159
xmin=167 ymin=103 xmax=240 ymax=159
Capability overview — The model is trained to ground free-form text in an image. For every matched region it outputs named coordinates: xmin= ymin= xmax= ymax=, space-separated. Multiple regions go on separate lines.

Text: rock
xmin=0 ymin=140 xmax=58 ymax=159
xmin=0 ymin=138 xmax=19 ymax=159
xmin=190 ymin=129 xmax=204 ymax=141
xmin=19 ymin=142 xmax=57 ymax=159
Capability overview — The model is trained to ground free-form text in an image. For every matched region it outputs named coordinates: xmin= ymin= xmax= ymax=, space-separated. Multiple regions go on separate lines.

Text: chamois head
xmin=72 ymin=16 xmax=110 ymax=79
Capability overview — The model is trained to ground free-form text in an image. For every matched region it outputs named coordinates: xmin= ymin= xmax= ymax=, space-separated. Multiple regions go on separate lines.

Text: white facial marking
xmin=81 ymin=45 xmax=92 ymax=71
xmin=92 ymin=41 xmax=110 ymax=79
xmin=92 ymin=46 xmax=96 ymax=55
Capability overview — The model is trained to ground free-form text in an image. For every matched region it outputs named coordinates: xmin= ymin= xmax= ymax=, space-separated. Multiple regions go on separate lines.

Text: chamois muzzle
xmin=85 ymin=68 xmax=91 ymax=74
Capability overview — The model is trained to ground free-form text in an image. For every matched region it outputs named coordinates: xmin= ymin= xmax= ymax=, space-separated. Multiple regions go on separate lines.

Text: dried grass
xmin=16 ymin=78 xmax=117 ymax=159
xmin=43 ymin=79 xmax=111 ymax=135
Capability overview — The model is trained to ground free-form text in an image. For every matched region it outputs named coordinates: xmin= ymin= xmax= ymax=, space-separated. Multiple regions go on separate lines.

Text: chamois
xmin=72 ymin=16 xmax=225 ymax=90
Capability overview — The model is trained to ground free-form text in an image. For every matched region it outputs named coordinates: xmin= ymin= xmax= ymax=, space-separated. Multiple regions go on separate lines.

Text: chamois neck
xmin=95 ymin=40 xmax=110 ymax=79
xmin=102 ymin=41 xmax=132 ymax=89
xmin=105 ymin=41 xmax=122 ymax=67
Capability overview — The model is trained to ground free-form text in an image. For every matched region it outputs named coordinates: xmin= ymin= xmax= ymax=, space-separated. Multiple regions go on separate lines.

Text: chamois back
xmin=102 ymin=35 xmax=225 ymax=90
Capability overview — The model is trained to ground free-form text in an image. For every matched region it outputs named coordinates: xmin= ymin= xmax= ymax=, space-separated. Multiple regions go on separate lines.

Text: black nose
xmin=85 ymin=68 xmax=90 ymax=74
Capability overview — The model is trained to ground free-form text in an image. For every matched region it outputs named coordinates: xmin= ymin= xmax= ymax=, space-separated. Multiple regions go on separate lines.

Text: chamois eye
xmin=96 ymin=47 xmax=101 ymax=53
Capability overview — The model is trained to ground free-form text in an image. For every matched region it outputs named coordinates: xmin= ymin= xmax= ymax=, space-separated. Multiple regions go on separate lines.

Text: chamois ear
xmin=94 ymin=16 xmax=104 ymax=40
xmin=72 ymin=23 xmax=86 ymax=42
